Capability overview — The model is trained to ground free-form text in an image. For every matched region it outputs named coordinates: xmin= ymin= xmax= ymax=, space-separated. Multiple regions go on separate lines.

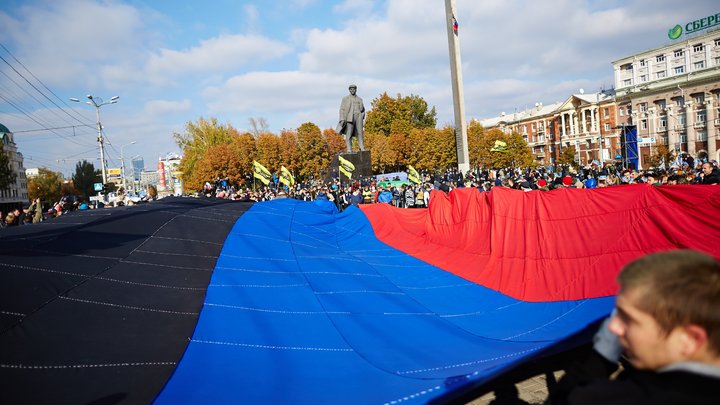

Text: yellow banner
xmin=253 ymin=160 xmax=272 ymax=185
xmin=490 ymin=140 xmax=508 ymax=152
xmin=407 ymin=165 xmax=421 ymax=184
xmin=279 ymin=166 xmax=294 ymax=186
xmin=338 ymin=155 xmax=355 ymax=179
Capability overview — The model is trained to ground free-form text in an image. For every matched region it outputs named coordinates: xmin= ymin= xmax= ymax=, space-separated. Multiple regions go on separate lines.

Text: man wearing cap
xmin=337 ymin=84 xmax=365 ymax=153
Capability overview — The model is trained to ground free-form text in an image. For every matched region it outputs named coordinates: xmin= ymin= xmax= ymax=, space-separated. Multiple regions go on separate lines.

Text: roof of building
xmin=0 ymin=123 xmax=10 ymax=134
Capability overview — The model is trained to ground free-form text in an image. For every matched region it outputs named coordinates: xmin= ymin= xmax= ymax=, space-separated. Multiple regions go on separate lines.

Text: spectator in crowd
xmin=700 ymin=162 xmax=719 ymax=184
xmin=546 ymin=250 xmax=720 ymax=404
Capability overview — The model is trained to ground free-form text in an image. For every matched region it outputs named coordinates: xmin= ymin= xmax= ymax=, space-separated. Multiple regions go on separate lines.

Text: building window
xmin=694 ymin=61 xmax=705 ymax=70
xmin=656 ymin=54 xmax=665 ymax=62
xmin=695 ymin=94 xmax=705 ymax=104
xmin=619 ymin=107 xmax=625 ymax=116
xmin=622 ymin=63 xmax=633 ymax=71
xmin=716 ymin=57 xmax=720 ymax=66
xmin=656 ymin=70 xmax=666 ymax=79
xmin=659 ymin=117 xmax=667 ymax=129
xmin=676 ymin=97 xmax=685 ymax=107
xmin=604 ymin=107 xmax=609 ymax=118
xmin=640 ymin=74 xmax=648 ymax=82
xmin=673 ymin=49 xmax=684 ymax=58
xmin=623 ymin=79 xmax=632 ymax=86
xmin=656 ymin=100 xmax=666 ymax=110
xmin=674 ymin=66 xmax=685 ymax=74
xmin=697 ymin=131 xmax=708 ymax=141
xmin=693 ymin=43 xmax=704 ymax=52
xmin=639 ymin=103 xmax=648 ymax=112
xmin=716 ymin=38 xmax=720 ymax=46
xmin=678 ymin=115 xmax=686 ymax=125
xmin=696 ymin=111 xmax=706 ymax=122
xmin=640 ymin=119 xmax=647 ymax=130
xmin=604 ymin=123 xmax=611 ymax=131
xmin=627 ymin=105 xmax=632 ymax=115
xmin=639 ymin=59 xmax=647 ymax=67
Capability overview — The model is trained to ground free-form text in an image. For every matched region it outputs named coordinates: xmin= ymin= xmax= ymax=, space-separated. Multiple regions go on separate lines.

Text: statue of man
xmin=337 ymin=84 xmax=365 ymax=153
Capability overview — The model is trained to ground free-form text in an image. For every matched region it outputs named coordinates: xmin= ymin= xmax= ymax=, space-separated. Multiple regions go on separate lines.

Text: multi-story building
xmin=479 ymin=29 xmax=720 ymax=169
xmin=613 ymin=28 xmax=720 ymax=167
xmin=479 ymin=91 xmax=618 ymax=166
xmin=0 ymin=123 xmax=29 ymax=212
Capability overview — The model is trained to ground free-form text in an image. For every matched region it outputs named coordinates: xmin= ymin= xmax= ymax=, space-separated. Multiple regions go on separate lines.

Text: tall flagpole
xmin=444 ymin=0 xmax=470 ymax=174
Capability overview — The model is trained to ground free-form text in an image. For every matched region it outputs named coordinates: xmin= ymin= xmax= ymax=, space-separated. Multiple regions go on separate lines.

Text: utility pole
xmin=444 ymin=0 xmax=470 ymax=174
xmin=70 ymin=95 xmax=119 ymax=184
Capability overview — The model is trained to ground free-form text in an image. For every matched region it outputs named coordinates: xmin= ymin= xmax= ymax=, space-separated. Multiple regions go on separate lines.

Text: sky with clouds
xmin=0 ymin=0 xmax=717 ymax=176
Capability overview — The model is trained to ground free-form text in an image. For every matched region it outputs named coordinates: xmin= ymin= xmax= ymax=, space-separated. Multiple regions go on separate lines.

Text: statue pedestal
xmin=328 ymin=150 xmax=372 ymax=181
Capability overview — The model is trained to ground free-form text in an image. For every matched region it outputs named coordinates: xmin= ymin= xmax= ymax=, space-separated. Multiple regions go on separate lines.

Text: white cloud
xmin=144 ymin=34 xmax=292 ymax=82
xmin=144 ymin=99 xmax=192 ymax=115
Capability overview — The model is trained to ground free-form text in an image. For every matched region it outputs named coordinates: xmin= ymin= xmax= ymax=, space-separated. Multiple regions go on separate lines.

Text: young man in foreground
xmin=547 ymin=250 xmax=720 ymax=404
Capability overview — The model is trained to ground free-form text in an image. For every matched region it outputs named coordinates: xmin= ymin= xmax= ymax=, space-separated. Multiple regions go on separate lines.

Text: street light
xmin=69 ymin=94 xmax=120 ymax=184
xmin=120 ymin=141 xmax=136 ymax=191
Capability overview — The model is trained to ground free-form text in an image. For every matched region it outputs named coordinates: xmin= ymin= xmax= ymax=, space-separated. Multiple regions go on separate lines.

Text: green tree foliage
xmin=557 ymin=145 xmax=578 ymax=167
xmin=471 ymin=128 xmax=534 ymax=169
xmin=72 ymin=160 xmax=101 ymax=197
xmin=364 ymin=93 xmax=437 ymax=137
xmin=296 ymin=122 xmax=328 ymax=180
xmin=27 ymin=168 xmax=62 ymax=206
xmin=0 ymin=140 xmax=17 ymax=190
xmin=175 ymin=117 xmax=239 ymax=186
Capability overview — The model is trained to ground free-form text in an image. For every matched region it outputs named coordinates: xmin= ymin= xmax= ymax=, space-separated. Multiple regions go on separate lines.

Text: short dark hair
xmin=618 ymin=250 xmax=720 ymax=353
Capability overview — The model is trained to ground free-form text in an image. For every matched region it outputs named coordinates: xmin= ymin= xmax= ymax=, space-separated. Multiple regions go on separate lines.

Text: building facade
xmin=0 ymin=123 xmax=29 ymax=211
xmin=479 ymin=92 xmax=619 ymax=167
xmin=613 ymin=28 xmax=720 ymax=166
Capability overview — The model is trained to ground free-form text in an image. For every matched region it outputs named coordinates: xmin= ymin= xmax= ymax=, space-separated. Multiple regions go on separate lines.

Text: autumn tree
xmin=255 ymin=133 xmax=282 ymax=172
xmin=296 ymin=122 xmax=329 ymax=180
xmin=72 ymin=160 xmax=101 ymax=197
xmin=0 ymin=141 xmax=16 ymax=190
xmin=175 ymin=117 xmax=239 ymax=185
xmin=365 ymin=131 xmax=395 ymax=173
xmin=323 ymin=128 xmax=346 ymax=158
xmin=646 ymin=142 xmax=674 ymax=168
xmin=248 ymin=117 xmax=269 ymax=138
xmin=557 ymin=145 xmax=578 ymax=167
xmin=472 ymin=128 xmax=534 ymax=169
xmin=364 ymin=93 xmax=437 ymax=137
xmin=405 ymin=127 xmax=456 ymax=171
xmin=279 ymin=129 xmax=300 ymax=174
xmin=27 ymin=168 xmax=62 ymax=206
xmin=189 ymin=143 xmax=246 ymax=188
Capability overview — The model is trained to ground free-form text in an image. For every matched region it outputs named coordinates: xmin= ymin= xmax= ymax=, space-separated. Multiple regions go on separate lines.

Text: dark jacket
xmin=546 ymin=351 xmax=720 ymax=405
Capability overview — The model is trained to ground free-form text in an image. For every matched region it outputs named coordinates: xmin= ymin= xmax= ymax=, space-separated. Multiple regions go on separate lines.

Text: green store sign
xmin=668 ymin=12 xmax=720 ymax=40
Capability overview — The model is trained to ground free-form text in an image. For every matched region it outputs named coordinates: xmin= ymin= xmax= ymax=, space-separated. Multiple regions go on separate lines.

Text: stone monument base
xmin=327 ymin=150 xmax=372 ymax=181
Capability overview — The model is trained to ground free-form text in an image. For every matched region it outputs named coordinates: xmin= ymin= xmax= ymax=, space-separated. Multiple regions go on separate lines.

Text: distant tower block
xmin=445 ymin=0 xmax=470 ymax=174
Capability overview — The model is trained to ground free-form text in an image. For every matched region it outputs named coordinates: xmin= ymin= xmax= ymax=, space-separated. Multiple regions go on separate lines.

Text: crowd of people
xmin=198 ymin=158 xmax=720 ymax=211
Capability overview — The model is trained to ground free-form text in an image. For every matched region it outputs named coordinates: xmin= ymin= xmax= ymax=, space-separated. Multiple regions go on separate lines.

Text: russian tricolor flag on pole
xmin=452 ymin=14 xmax=459 ymax=35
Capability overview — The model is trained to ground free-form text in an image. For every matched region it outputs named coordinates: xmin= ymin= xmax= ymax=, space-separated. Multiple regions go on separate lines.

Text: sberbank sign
xmin=668 ymin=12 xmax=720 ymax=40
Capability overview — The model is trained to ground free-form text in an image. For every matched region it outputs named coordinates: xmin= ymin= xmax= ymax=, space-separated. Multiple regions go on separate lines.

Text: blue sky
xmin=0 ymin=0 xmax=717 ymax=176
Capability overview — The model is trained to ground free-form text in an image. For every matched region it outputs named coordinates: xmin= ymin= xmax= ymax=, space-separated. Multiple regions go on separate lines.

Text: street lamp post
xmin=120 ymin=141 xmax=137 ymax=191
xmin=69 ymin=95 xmax=119 ymax=184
